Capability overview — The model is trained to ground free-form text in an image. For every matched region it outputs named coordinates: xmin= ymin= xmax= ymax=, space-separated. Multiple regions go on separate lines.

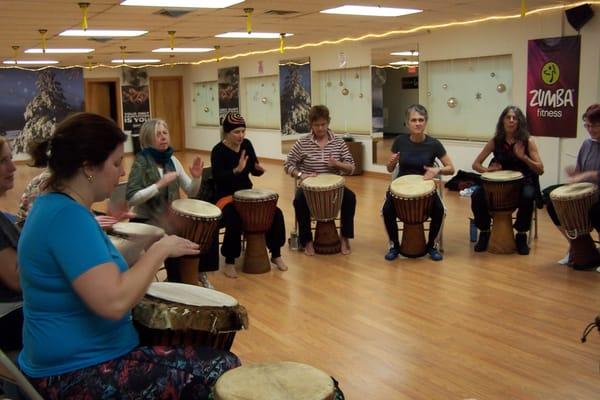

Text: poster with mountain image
xmin=279 ymin=58 xmax=311 ymax=135
xmin=0 ymin=68 xmax=83 ymax=157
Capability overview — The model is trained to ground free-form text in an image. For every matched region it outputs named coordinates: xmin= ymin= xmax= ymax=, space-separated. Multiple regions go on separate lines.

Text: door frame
xmin=84 ymin=77 xmax=123 ymax=129
xmin=149 ymin=76 xmax=185 ymax=150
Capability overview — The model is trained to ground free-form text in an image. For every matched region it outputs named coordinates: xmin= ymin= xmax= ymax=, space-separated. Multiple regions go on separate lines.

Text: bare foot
xmin=271 ymin=256 xmax=288 ymax=271
xmin=304 ymin=241 xmax=315 ymax=256
xmin=340 ymin=237 xmax=351 ymax=255
xmin=223 ymin=263 xmax=238 ymax=278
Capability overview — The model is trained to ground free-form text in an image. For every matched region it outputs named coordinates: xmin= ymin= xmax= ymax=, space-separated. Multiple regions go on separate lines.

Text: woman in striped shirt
xmin=284 ymin=105 xmax=356 ymax=255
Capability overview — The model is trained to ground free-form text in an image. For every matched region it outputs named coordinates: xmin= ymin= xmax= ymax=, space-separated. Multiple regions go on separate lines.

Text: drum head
xmin=550 ymin=182 xmax=598 ymax=200
xmin=171 ymin=199 xmax=222 ymax=219
xmin=390 ymin=175 xmax=436 ymax=198
xmin=214 ymin=362 xmax=334 ymax=400
xmin=147 ymin=282 xmax=238 ymax=307
xmin=233 ymin=188 xmax=278 ymax=200
xmin=481 ymin=170 xmax=523 ymax=182
xmin=301 ymin=174 xmax=345 ymax=190
xmin=110 ymin=222 xmax=165 ymax=238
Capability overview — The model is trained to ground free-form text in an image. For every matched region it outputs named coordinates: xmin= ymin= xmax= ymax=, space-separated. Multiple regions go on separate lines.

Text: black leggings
xmin=471 ymin=184 xmax=536 ymax=232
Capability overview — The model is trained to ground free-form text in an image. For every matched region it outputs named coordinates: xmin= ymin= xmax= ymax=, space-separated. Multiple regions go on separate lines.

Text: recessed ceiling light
xmin=120 ymin=0 xmax=244 ymax=7
xmin=3 ymin=60 xmax=59 ymax=65
xmin=111 ymin=58 xmax=161 ymax=63
xmin=60 ymin=29 xmax=147 ymax=37
xmin=390 ymin=51 xmax=419 ymax=56
xmin=152 ymin=47 xmax=214 ymax=53
xmin=390 ymin=61 xmax=419 ymax=65
xmin=321 ymin=5 xmax=422 ymax=17
xmin=25 ymin=48 xmax=94 ymax=54
xmin=216 ymin=32 xmax=293 ymax=39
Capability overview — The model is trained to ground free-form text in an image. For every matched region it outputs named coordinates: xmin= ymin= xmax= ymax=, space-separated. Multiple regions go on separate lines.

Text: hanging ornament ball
xmin=203 ymin=106 xmax=209 ymax=112
xmin=442 ymin=83 xmax=448 ymax=90
xmin=490 ymin=72 xmax=496 ymax=78
xmin=358 ymin=93 xmax=364 ymax=98
xmin=261 ymin=97 xmax=268 ymax=104
xmin=496 ymin=83 xmax=506 ymax=93
xmin=341 ymin=88 xmax=349 ymax=96
xmin=427 ymin=91 xmax=432 ymax=97
xmin=339 ymin=81 xmax=344 ymax=87
xmin=447 ymin=97 xmax=458 ymax=108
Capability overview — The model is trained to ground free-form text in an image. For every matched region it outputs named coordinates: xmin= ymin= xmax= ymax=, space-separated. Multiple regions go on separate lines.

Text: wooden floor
xmin=4 ymin=151 xmax=600 ymax=399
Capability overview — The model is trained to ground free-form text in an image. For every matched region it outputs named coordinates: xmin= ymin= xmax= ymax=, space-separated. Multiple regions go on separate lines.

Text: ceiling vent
xmin=264 ymin=10 xmax=299 ymax=16
xmin=155 ymin=8 xmax=194 ymax=18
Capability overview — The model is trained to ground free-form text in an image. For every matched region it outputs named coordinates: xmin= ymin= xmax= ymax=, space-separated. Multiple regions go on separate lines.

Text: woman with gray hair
xmin=126 ymin=119 xmax=210 ymax=286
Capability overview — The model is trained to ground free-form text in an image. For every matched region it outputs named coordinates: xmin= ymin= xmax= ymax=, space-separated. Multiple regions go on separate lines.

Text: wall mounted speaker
xmin=565 ymin=4 xmax=594 ymax=32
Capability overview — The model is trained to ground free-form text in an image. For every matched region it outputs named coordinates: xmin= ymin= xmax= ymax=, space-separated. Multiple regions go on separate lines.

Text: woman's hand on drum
xmin=157 ymin=172 xmax=178 ymax=189
xmin=423 ymin=166 xmax=440 ymax=180
xmin=300 ymin=172 xmax=317 ymax=182
xmin=108 ymin=200 xmax=136 ymax=221
xmin=152 ymin=235 xmax=200 ymax=258
xmin=96 ymin=215 xmax=120 ymax=230
xmin=327 ymin=156 xmax=342 ymax=170
xmin=487 ymin=162 xmax=502 ymax=172
xmin=234 ymin=150 xmax=248 ymax=174
xmin=567 ymin=170 xmax=598 ymax=183
xmin=189 ymin=156 xmax=204 ymax=179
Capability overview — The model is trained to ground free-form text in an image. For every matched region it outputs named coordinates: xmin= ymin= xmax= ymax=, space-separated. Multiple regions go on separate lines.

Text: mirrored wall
xmin=371 ymin=43 xmax=419 ymax=166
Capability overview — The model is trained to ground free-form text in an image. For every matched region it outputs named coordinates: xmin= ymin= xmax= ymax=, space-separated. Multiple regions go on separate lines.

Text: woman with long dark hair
xmin=470 ymin=106 xmax=544 ymax=255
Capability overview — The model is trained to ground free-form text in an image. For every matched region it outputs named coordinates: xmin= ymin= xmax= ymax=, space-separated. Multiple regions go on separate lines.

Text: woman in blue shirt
xmin=18 ymin=113 xmax=239 ymax=399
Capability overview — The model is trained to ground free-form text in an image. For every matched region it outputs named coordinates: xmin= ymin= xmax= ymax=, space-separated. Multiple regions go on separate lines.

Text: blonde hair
xmin=139 ymin=119 xmax=168 ymax=149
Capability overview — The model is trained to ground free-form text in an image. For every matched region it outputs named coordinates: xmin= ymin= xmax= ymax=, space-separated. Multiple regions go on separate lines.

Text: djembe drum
xmin=171 ymin=199 xmax=222 ymax=284
xmin=389 ymin=175 xmax=436 ymax=257
xmin=110 ymin=222 xmax=165 ymax=251
xmin=233 ymin=188 xmax=278 ymax=274
xmin=301 ymin=174 xmax=345 ymax=254
xmin=213 ymin=361 xmax=344 ymax=400
xmin=108 ymin=236 xmax=144 ymax=266
xmin=133 ymin=282 xmax=248 ymax=351
xmin=480 ymin=170 xmax=524 ymax=254
xmin=550 ymin=182 xmax=600 ymax=269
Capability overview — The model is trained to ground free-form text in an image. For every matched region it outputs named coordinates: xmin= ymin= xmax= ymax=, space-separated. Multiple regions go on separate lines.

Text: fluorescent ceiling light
xmin=111 ymin=58 xmax=161 ymax=63
xmin=390 ymin=51 xmax=419 ymax=56
xmin=216 ymin=32 xmax=293 ymax=39
xmin=390 ymin=60 xmax=419 ymax=65
xmin=321 ymin=5 xmax=422 ymax=17
xmin=60 ymin=29 xmax=147 ymax=37
xmin=153 ymin=47 xmax=214 ymax=53
xmin=26 ymin=48 xmax=94 ymax=54
xmin=3 ymin=60 xmax=59 ymax=65
xmin=121 ymin=0 xmax=244 ymax=7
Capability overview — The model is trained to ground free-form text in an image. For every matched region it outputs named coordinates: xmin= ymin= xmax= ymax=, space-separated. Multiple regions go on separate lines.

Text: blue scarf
xmin=141 ymin=147 xmax=175 ymax=170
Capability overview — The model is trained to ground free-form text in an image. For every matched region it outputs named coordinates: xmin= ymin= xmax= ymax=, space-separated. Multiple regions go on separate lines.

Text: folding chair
xmin=0 ymin=348 xmax=44 ymax=400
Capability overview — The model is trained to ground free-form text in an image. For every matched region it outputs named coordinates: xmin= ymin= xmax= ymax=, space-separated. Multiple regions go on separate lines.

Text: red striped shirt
xmin=284 ymin=130 xmax=355 ymax=175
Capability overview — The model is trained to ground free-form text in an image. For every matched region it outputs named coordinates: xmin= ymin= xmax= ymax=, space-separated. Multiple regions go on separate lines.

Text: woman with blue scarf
xmin=126 ymin=119 xmax=208 ymax=286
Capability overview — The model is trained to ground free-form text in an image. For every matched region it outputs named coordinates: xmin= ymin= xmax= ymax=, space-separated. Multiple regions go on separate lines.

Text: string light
xmin=2 ymin=0 xmax=597 ymax=71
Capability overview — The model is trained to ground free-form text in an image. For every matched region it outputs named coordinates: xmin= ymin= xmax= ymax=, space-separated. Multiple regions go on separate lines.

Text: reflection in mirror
xmin=371 ymin=44 xmax=419 ymax=165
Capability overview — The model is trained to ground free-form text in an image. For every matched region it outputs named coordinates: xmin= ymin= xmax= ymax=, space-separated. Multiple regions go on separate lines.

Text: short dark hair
xmin=583 ymin=103 xmax=600 ymax=124
xmin=30 ymin=112 xmax=126 ymax=190
xmin=405 ymin=104 xmax=428 ymax=121
xmin=308 ymin=105 xmax=331 ymax=124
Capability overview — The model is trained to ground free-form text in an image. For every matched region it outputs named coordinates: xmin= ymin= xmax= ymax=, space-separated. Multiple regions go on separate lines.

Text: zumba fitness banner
xmin=527 ymin=36 xmax=580 ymax=138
